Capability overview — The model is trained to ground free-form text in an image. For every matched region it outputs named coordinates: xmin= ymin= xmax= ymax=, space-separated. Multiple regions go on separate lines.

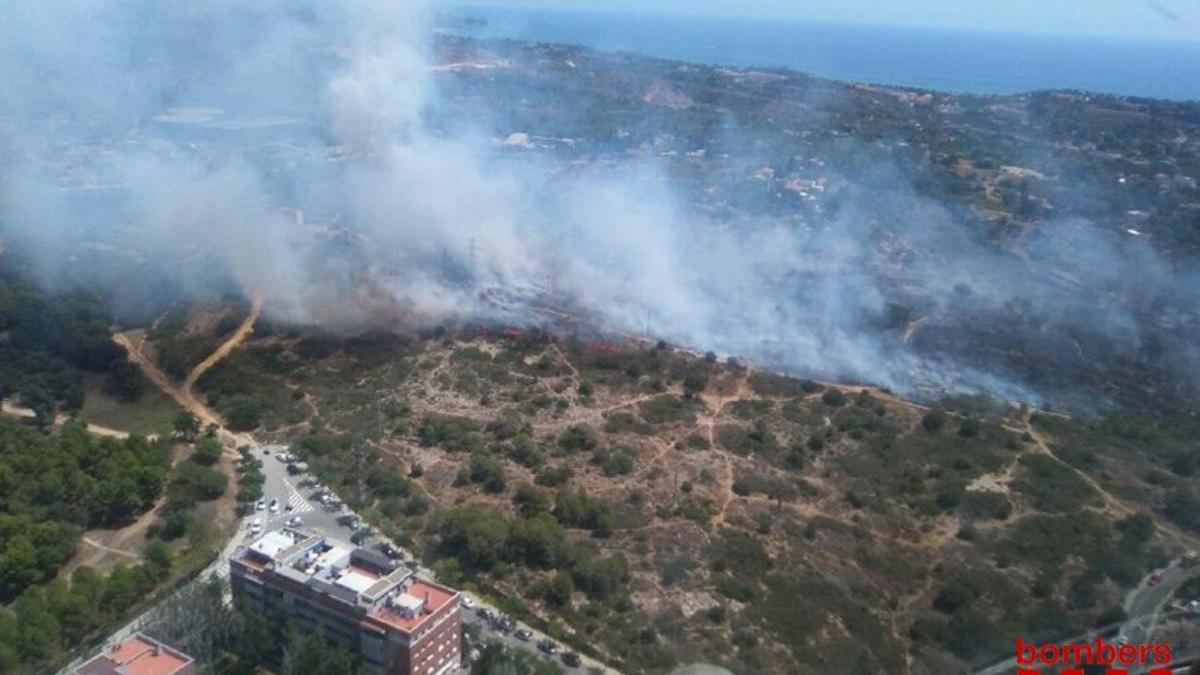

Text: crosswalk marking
xmin=286 ymin=491 xmax=314 ymax=515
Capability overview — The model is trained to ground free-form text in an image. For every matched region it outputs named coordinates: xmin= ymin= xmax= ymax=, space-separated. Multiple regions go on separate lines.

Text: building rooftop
xmin=74 ymin=634 xmax=193 ymax=675
xmin=235 ymin=528 xmax=461 ymax=635
xmin=249 ymin=529 xmax=299 ymax=559
xmin=371 ymin=579 xmax=458 ymax=634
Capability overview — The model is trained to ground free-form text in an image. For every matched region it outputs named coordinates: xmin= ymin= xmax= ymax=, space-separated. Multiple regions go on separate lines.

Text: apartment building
xmin=231 ymin=528 xmax=461 ymax=675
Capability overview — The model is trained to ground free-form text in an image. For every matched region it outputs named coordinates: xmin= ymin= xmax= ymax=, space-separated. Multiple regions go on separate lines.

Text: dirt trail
xmin=80 ymin=537 xmax=140 ymax=560
xmin=66 ymin=297 xmax=264 ymax=570
xmin=549 ymin=341 xmax=580 ymax=380
xmin=704 ymin=369 xmax=750 ymax=530
xmin=1004 ymin=419 xmax=1133 ymax=519
xmin=113 ymin=297 xmax=261 ymax=449
xmin=0 ymin=401 xmax=137 ymax=440
xmin=184 ymin=297 xmax=262 ymax=399
xmin=1013 ymin=418 xmax=1200 ymax=550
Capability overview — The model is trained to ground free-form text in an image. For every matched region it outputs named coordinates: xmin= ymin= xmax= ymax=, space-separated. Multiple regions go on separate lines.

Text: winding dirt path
xmin=62 ymin=297 xmax=265 ymax=572
xmin=113 ymin=297 xmax=261 ymax=448
xmin=184 ymin=297 xmax=262 ymax=399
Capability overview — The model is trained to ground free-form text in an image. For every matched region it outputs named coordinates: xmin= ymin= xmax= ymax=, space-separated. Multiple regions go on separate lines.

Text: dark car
xmin=514 ymin=629 xmax=533 ymax=642
xmin=561 ymin=651 xmax=581 ymax=667
xmin=376 ymin=543 xmax=403 ymax=560
xmin=491 ymin=616 xmax=514 ymax=633
xmin=537 ymin=639 xmax=557 ymax=655
xmin=476 ymin=607 xmax=494 ymax=621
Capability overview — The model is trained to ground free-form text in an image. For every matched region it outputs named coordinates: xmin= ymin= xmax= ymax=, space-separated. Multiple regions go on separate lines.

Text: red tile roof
xmin=75 ymin=634 xmax=193 ymax=675
xmin=371 ymin=580 xmax=458 ymax=634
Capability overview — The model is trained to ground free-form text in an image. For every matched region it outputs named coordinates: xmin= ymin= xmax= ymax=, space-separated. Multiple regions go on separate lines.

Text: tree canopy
xmin=0 ymin=419 xmax=170 ymax=602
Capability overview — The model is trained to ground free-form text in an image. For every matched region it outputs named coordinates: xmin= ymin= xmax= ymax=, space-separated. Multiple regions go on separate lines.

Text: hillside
xmin=180 ymin=319 xmax=1200 ymax=674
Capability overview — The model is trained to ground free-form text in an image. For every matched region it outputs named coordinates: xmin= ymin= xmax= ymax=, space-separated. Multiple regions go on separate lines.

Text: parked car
xmin=476 ymin=607 xmax=494 ymax=621
xmin=250 ymin=517 xmax=263 ymax=535
xmin=268 ymin=499 xmax=279 ymax=513
xmin=459 ymin=596 xmax=475 ymax=610
xmin=491 ymin=616 xmax=514 ymax=634
xmin=561 ymin=652 xmax=581 ymax=667
xmin=287 ymin=516 xmax=303 ymax=527
xmin=537 ymin=639 xmax=557 ymax=655
xmin=1148 ymin=571 xmax=1164 ymax=586
xmin=255 ymin=499 xmax=265 ymax=511
xmin=514 ymin=629 xmax=532 ymax=642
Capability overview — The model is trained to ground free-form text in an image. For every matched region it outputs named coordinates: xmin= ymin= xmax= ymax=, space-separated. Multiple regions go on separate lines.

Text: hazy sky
xmin=458 ymin=0 xmax=1200 ymax=42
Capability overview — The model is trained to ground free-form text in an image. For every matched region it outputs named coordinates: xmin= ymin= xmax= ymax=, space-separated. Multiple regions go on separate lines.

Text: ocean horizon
xmin=444 ymin=5 xmax=1200 ymax=102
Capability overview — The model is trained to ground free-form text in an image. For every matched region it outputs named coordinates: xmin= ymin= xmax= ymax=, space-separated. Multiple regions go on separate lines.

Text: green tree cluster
xmin=0 ymin=256 xmax=139 ymax=423
xmin=0 ymin=554 xmax=173 ymax=672
xmin=0 ymin=420 xmax=170 ymax=601
xmin=432 ymin=505 xmax=629 ymax=602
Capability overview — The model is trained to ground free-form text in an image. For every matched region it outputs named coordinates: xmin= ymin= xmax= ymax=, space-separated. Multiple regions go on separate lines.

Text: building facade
xmin=231 ymin=528 xmax=461 ymax=675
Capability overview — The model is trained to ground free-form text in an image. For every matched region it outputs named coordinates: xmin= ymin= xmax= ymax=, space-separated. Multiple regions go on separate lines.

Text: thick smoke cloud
xmin=1 ymin=0 xmax=1198 ymax=411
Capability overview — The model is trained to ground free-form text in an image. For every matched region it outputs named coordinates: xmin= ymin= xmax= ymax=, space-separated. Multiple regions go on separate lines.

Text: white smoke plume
xmin=2 ymin=0 xmax=1198 ymax=411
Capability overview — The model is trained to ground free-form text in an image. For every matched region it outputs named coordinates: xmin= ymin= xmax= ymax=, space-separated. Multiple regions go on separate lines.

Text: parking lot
xmin=244 ymin=445 xmax=612 ymax=674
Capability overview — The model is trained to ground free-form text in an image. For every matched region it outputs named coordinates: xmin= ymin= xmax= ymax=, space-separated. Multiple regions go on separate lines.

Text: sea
xmin=444 ymin=6 xmax=1200 ymax=102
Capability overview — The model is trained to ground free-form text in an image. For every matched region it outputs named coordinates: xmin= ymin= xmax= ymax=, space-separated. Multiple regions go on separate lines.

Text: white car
xmin=459 ymin=596 xmax=475 ymax=610
xmin=255 ymin=499 xmax=265 ymax=511
xmin=269 ymin=499 xmax=280 ymax=513
xmin=250 ymin=517 xmax=263 ymax=535
xmin=287 ymin=516 xmax=303 ymax=528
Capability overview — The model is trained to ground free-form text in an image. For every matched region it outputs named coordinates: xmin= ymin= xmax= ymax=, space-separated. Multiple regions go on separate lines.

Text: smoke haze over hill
xmin=2 ymin=0 xmax=1199 ymax=412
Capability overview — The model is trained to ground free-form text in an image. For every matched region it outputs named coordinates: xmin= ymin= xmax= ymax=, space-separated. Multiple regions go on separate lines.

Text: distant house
xmin=74 ymin=633 xmax=195 ymax=675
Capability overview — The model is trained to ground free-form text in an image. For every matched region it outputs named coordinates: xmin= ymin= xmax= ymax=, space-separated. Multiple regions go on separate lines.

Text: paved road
xmin=1122 ymin=561 xmax=1200 ymax=650
xmin=254 ymin=444 xmax=356 ymax=539
xmin=973 ymin=560 xmax=1200 ymax=675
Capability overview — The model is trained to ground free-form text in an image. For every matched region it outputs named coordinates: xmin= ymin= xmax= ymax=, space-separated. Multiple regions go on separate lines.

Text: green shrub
xmin=534 ymin=465 xmax=573 ymax=488
xmin=558 ymin=424 xmax=598 ymax=452
xmin=638 ymin=395 xmax=694 ymax=425
xmin=419 ymin=414 xmax=483 ymax=452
